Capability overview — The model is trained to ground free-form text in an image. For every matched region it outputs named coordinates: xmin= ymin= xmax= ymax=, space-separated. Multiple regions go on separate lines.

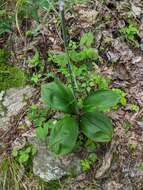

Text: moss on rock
xmin=0 ymin=49 xmax=27 ymax=91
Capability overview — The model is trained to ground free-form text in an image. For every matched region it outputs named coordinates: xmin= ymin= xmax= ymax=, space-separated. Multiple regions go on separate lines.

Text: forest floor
xmin=0 ymin=0 xmax=143 ymax=189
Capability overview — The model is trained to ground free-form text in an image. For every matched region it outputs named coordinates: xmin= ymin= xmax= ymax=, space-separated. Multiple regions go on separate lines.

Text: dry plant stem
xmin=59 ymin=0 xmax=78 ymax=99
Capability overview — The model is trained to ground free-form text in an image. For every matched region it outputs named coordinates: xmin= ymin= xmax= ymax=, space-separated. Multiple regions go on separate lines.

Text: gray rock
xmin=131 ymin=3 xmax=142 ymax=17
xmin=0 ymin=86 xmax=35 ymax=131
xmin=24 ymin=130 xmax=82 ymax=182
xmin=106 ymin=51 xmax=120 ymax=63
xmin=132 ymin=56 xmax=142 ymax=64
xmin=140 ymin=43 xmax=143 ymax=51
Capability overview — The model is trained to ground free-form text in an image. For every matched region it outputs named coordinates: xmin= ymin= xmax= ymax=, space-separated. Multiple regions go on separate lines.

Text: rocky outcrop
xmin=24 ymin=130 xmax=82 ymax=182
xmin=0 ymin=86 xmax=35 ymax=131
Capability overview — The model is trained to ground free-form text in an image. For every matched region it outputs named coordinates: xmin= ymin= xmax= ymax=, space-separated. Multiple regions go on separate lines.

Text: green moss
xmin=0 ymin=49 xmax=27 ymax=91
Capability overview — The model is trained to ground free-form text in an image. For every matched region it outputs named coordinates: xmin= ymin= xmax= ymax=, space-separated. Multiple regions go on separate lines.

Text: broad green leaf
xmin=83 ymin=90 xmax=120 ymax=112
xmin=80 ymin=32 xmax=94 ymax=47
xmin=80 ymin=111 xmax=113 ymax=142
xmin=49 ymin=116 xmax=78 ymax=155
xmin=41 ymin=81 xmax=77 ymax=114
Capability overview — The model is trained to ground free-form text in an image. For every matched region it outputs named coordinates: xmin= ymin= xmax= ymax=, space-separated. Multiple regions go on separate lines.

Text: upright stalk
xmin=59 ymin=0 xmax=77 ymax=98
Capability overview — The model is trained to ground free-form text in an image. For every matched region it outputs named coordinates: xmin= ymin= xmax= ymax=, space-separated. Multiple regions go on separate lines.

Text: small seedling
xmin=29 ymin=51 xmax=45 ymax=84
xmin=81 ymin=159 xmax=91 ymax=172
xmin=112 ymin=88 xmax=127 ymax=106
xmin=31 ymin=73 xmax=42 ymax=83
xmin=28 ymin=104 xmax=49 ymax=126
xmin=28 ymin=104 xmax=52 ymax=140
xmin=80 ymin=153 xmax=97 ymax=172
xmin=129 ymin=104 xmax=139 ymax=112
xmin=119 ymin=24 xmax=139 ymax=46
xmin=12 ymin=144 xmax=37 ymax=164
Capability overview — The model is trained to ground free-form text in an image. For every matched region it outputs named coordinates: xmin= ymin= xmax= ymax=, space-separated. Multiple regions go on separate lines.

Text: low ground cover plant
xmin=48 ymin=32 xmax=109 ymax=94
xmin=119 ymin=23 xmax=139 ymax=47
xmin=12 ymin=144 xmax=37 ymax=164
xmin=0 ymin=49 xmax=27 ymax=91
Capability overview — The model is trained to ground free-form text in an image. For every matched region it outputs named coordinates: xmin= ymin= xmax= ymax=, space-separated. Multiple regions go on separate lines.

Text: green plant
xmin=50 ymin=37 xmax=98 ymax=67
xmin=80 ymin=32 xmax=94 ymax=47
xmin=129 ymin=104 xmax=139 ymax=112
xmin=90 ymin=74 xmax=109 ymax=90
xmin=29 ymin=51 xmax=40 ymax=66
xmin=0 ymin=7 xmax=14 ymax=36
xmin=28 ymin=104 xmax=48 ymax=126
xmin=28 ymin=104 xmax=52 ymax=140
xmin=48 ymin=33 xmax=105 ymax=95
xmin=12 ymin=144 xmax=37 ymax=164
xmin=0 ymin=49 xmax=27 ymax=91
xmin=35 ymin=1 xmax=121 ymax=156
xmin=40 ymin=80 xmax=120 ymax=155
xmin=80 ymin=153 xmax=97 ymax=172
xmin=112 ymin=88 xmax=127 ymax=106
xmin=120 ymin=24 xmax=139 ymax=40
xmin=80 ymin=159 xmax=91 ymax=172
xmin=119 ymin=24 xmax=139 ymax=46
xmin=28 ymin=50 xmax=46 ymax=84
xmin=31 ymin=73 xmax=42 ymax=83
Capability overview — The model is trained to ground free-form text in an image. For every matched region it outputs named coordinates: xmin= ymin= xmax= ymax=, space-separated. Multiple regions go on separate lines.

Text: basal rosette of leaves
xmin=39 ymin=80 xmax=120 ymax=156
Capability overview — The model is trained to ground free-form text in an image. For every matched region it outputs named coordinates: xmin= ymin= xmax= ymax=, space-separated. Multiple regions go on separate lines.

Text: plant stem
xmin=59 ymin=0 xmax=77 ymax=98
